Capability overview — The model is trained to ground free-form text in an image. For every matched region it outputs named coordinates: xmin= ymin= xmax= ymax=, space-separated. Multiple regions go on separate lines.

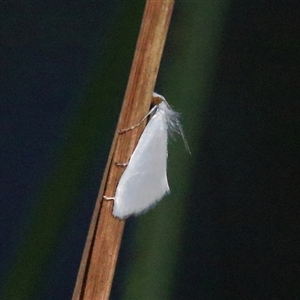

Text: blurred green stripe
xmin=1 ymin=2 xmax=144 ymax=299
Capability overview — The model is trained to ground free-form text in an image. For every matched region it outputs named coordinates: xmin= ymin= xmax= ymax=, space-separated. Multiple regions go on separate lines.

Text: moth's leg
xmin=103 ymin=162 xmax=128 ymax=199
xmin=103 ymin=195 xmax=114 ymax=200
xmin=115 ymin=162 xmax=128 ymax=167
xmin=118 ymin=105 xmax=157 ymax=133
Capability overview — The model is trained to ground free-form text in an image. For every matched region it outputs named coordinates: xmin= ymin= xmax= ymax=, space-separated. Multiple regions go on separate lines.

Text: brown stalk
xmin=71 ymin=1 xmax=174 ymax=299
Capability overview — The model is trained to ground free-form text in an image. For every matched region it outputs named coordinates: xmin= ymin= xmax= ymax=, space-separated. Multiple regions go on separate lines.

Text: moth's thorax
xmin=152 ymin=92 xmax=165 ymax=106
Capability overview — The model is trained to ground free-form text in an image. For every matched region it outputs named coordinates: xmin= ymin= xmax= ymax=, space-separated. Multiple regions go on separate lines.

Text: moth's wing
xmin=113 ymin=110 xmax=169 ymax=219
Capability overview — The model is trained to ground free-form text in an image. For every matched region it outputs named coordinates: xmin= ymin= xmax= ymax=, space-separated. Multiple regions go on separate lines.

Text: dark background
xmin=1 ymin=1 xmax=300 ymax=299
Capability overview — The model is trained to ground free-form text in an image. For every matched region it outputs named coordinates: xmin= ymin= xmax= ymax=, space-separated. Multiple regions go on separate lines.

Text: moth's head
xmin=152 ymin=92 xmax=166 ymax=105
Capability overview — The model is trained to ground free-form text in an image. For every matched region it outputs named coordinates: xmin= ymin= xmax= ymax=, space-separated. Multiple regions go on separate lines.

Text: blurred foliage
xmin=1 ymin=1 xmax=144 ymax=299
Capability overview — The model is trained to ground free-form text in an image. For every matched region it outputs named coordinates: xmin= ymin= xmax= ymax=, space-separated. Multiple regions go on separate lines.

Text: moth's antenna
xmin=153 ymin=92 xmax=191 ymax=154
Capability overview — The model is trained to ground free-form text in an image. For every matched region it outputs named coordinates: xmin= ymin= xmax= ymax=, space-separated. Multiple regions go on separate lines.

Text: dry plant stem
xmin=72 ymin=1 xmax=174 ymax=300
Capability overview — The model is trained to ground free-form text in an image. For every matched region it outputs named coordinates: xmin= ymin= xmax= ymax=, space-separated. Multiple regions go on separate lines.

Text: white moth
xmin=108 ymin=92 xmax=189 ymax=219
